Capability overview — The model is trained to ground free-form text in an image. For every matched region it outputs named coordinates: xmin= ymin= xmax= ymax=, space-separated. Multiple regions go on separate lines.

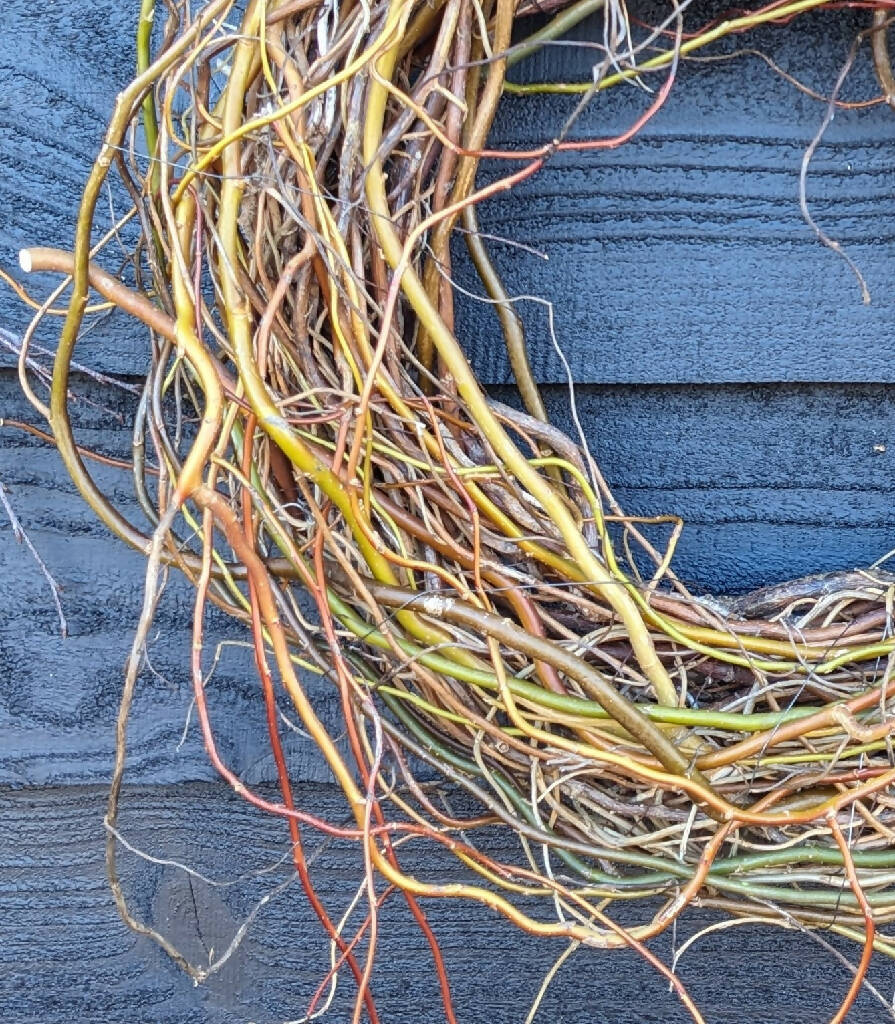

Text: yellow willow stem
xmin=137 ymin=0 xmax=160 ymax=192
xmin=46 ymin=0 xmax=235 ymax=553
xmin=363 ymin=0 xmax=677 ymax=706
xmin=169 ymin=194 xmax=225 ymax=503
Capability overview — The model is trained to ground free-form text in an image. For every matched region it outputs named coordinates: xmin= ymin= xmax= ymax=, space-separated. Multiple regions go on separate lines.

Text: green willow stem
xmin=383 ymin=689 xmax=895 ymax=909
xmin=506 ymin=0 xmax=606 ymax=69
xmin=461 ymin=203 xmax=548 ymax=422
xmin=328 ymin=587 xmax=836 ymax=732
xmin=371 ymin=583 xmax=711 ymax=790
xmin=137 ymin=0 xmax=160 ymax=190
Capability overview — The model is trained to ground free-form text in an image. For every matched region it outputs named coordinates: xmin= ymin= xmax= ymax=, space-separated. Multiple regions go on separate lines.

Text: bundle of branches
xmin=14 ymin=0 xmax=895 ymax=1019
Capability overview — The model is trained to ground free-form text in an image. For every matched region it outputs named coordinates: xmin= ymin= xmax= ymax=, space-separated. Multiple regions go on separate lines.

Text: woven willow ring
xmin=13 ymin=2 xmax=895 ymax=1020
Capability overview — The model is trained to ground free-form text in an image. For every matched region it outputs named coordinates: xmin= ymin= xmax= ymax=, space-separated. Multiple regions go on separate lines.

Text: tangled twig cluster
xmin=12 ymin=0 xmax=895 ymax=1020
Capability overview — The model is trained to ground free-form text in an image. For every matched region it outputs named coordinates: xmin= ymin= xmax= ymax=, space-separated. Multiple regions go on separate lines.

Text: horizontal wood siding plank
xmin=0 ymin=1 xmax=142 ymax=375
xmin=2 ymin=783 xmax=893 ymax=1024
xmin=494 ymin=382 xmax=895 ymax=496
xmin=4 ymin=4 xmax=895 ymax=383
xmin=1 ymin=373 xmax=893 ymax=785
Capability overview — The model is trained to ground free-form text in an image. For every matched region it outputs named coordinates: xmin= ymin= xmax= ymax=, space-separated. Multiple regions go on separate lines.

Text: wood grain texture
xmin=457 ymin=6 xmax=895 ymax=384
xmin=2 ymin=784 xmax=894 ymax=1024
xmin=0 ymin=0 xmax=143 ymax=375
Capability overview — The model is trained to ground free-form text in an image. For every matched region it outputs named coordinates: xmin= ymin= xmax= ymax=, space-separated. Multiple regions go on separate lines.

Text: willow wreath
xmin=11 ymin=1 xmax=895 ymax=1020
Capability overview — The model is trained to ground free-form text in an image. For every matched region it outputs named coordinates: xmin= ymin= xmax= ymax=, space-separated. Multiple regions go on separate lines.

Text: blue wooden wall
xmin=2 ymin=2 xmax=895 ymax=1021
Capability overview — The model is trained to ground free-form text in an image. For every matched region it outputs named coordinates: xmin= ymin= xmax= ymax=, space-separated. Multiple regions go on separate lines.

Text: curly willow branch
xmin=13 ymin=0 xmax=895 ymax=1019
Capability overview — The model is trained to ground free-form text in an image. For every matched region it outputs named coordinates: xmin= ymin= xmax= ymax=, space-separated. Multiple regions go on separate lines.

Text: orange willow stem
xmin=828 ymin=814 xmax=876 ymax=1024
